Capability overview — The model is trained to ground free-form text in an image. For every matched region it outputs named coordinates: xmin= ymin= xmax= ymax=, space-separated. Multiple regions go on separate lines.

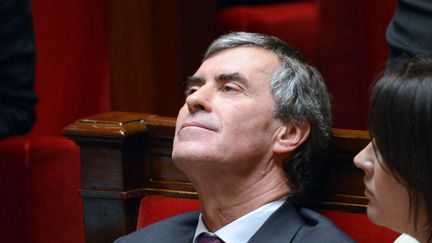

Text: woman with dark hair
xmin=354 ymin=57 xmax=432 ymax=243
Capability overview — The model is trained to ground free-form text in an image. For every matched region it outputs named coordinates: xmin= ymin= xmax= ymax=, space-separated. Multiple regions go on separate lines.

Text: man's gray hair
xmin=204 ymin=32 xmax=332 ymax=197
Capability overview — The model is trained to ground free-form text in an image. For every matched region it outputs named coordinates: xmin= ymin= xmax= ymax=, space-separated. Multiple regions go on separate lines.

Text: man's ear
xmin=273 ymin=122 xmax=310 ymax=154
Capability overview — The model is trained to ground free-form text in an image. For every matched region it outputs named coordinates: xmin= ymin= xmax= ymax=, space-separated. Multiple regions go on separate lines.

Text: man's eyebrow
xmin=217 ymin=72 xmax=247 ymax=84
xmin=185 ymin=72 xmax=247 ymax=88
xmin=185 ymin=76 xmax=204 ymax=88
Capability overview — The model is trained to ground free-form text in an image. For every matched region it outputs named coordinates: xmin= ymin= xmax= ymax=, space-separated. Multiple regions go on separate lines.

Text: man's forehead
xmin=205 ymin=46 xmax=278 ymax=61
xmin=195 ymin=47 xmax=278 ymax=77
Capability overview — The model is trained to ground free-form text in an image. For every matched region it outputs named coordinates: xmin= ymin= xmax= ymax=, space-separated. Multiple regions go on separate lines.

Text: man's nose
xmin=353 ymin=142 xmax=374 ymax=176
xmin=185 ymin=85 xmax=213 ymax=113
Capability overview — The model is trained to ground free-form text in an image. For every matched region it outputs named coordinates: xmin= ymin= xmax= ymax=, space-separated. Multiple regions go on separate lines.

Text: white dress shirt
xmin=394 ymin=233 xmax=419 ymax=243
xmin=193 ymin=198 xmax=285 ymax=243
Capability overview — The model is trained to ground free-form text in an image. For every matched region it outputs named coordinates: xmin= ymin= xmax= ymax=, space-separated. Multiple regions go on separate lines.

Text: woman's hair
xmin=369 ymin=56 xmax=432 ymax=240
xmin=204 ymin=32 xmax=332 ymax=198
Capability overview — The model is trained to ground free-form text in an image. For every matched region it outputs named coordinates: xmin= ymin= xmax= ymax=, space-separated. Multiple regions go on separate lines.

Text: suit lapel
xmin=248 ymin=199 xmax=305 ymax=243
xmin=174 ymin=211 xmax=200 ymax=243
xmin=153 ymin=211 xmax=199 ymax=243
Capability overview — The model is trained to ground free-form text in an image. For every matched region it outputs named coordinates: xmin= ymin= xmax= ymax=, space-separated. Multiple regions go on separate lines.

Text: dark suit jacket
xmin=0 ymin=0 xmax=37 ymax=139
xmin=386 ymin=0 xmax=432 ymax=72
xmin=115 ymin=199 xmax=354 ymax=243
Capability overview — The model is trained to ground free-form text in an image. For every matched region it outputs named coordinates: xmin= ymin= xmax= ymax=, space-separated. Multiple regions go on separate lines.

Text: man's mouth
xmin=181 ymin=120 xmax=214 ymax=131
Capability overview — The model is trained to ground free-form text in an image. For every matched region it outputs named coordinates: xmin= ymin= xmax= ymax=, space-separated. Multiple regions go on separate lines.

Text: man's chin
xmin=172 ymin=148 xmax=219 ymax=164
xmin=172 ymin=151 xmax=206 ymax=162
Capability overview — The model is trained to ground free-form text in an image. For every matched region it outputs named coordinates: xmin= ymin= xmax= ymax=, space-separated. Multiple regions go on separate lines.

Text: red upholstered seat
xmin=137 ymin=195 xmax=201 ymax=229
xmin=137 ymin=195 xmax=399 ymax=243
xmin=0 ymin=136 xmax=85 ymax=243
xmin=320 ymin=210 xmax=399 ymax=243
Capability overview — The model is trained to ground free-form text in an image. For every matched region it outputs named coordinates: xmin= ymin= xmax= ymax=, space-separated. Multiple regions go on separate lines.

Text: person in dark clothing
xmin=0 ymin=0 xmax=37 ymax=139
xmin=386 ymin=0 xmax=432 ymax=72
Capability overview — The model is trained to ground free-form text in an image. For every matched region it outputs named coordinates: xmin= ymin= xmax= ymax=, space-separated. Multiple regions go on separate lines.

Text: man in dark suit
xmin=116 ymin=32 xmax=353 ymax=243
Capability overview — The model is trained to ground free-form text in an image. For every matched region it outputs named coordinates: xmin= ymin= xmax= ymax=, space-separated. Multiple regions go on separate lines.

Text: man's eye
xmin=223 ymin=84 xmax=239 ymax=93
xmin=184 ymin=87 xmax=198 ymax=96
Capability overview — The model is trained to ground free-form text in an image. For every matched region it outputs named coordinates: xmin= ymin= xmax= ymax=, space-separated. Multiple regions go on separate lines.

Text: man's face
xmin=172 ymin=47 xmax=284 ymax=175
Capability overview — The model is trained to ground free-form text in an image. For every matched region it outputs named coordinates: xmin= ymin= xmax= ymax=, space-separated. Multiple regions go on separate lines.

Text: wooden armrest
xmin=63 ymin=111 xmax=370 ymax=243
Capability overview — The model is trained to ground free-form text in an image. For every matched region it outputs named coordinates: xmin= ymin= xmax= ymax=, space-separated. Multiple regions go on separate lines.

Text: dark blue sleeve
xmin=386 ymin=0 xmax=432 ymax=71
xmin=0 ymin=0 xmax=37 ymax=138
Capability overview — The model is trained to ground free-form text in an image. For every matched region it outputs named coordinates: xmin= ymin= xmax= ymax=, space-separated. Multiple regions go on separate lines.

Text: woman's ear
xmin=273 ymin=122 xmax=310 ymax=154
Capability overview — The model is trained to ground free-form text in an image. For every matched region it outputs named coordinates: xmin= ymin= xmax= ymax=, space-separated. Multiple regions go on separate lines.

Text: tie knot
xmin=196 ymin=233 xmax=225 ymax=243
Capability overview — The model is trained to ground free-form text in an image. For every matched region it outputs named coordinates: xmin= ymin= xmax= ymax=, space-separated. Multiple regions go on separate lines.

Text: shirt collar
xmin=193 ymin=198 xmax=286 ymax=243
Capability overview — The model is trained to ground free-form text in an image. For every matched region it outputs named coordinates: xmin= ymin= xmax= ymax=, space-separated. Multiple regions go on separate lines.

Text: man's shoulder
xmin=250 ymin=200 xmax=354 ymax=243
xmin=293 ymin=207 xmax=355 ymax=243
xmin=114 ymin=211 xmax=200 ymax=243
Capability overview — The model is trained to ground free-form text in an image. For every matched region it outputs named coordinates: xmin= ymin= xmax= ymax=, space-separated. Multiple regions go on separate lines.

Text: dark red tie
xmin=195 ymin=233 xmax=225 ymax=243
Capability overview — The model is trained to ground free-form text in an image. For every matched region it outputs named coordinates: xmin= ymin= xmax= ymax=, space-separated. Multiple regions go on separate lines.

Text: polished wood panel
xmin=108 ymin=0 xmax=157 ymax=114
xmin=63 ymin=112 xmax=370 ymax=242
xmin=108 ymin=1 xmax=218 ymax=117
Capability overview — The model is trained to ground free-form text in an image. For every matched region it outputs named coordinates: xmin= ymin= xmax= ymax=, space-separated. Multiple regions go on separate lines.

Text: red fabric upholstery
xmin=137 ymin=195 xmax=400 ymax=243
xmin=0 ymin=137 xmax=31 ymax=243
xmin=137 ymin=195 xmax=201 ymax=229
xmin=317 ymin=0 xmax=397 ymax=129
xmin=216 ymin=0 xmax=397 ymax=129
xmin=0 ymin=136 xmax=84 ymax=243
xmin=0 ymin=0 xmax=110 ymax=242
xmin=320 ymin=210 xmax=399 ymax=243
xmin=28 ymin=137 xmax=84 ymax=243
xmin=30 ymin=0 xmax=111 ymax=136
xmin=216 ymin=1 xmax=318 ymax=66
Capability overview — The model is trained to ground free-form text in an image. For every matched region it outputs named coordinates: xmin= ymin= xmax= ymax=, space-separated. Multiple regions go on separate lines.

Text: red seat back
xmin=30 ymin=0 xmax=111 ymax=136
